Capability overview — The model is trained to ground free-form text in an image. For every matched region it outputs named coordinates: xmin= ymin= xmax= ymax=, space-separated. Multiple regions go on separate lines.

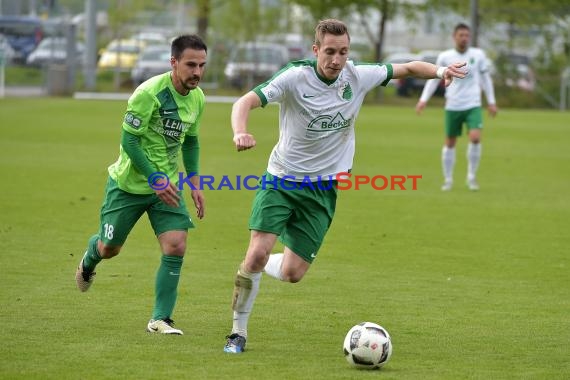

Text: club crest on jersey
xmin=339 ymin=81 xmax=353 ymax=101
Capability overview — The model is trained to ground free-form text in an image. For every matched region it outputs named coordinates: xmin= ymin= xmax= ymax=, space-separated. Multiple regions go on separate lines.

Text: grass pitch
xmin=0 ymin=98 xmax=568 ymax=379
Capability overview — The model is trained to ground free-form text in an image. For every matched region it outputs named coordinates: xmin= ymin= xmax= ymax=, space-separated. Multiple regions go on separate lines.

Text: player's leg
xmin=226 ymin=230 xmax=277 ymax=352
xmin=465 ymin=107 xmax=483 ymax=191
xmin=442 ymin=110 xmax=463 ymax=191
xmin=146 ymin=194 xmax=194 ymax=335
xmin=271 ymin=178 xmax=336 ymax=281
xmin=264 ymin=248 xmax=311 ymax=282
xmin=76 ymin=177 xmax=146 ymax=292
xmin=225 ymin=173 xmax=291 ymax=353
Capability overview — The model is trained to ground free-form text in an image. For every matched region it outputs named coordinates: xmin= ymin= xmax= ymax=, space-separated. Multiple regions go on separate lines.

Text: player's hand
xmin=443 ymin=62 xmax=468 ymax=87
xmin=415 ymin=101 xmax=427 ymax=115
xmin=233 ymin=132 xmax=256 ymax=152
xmin=155 ymin=181 xmax=181 ymax=208
xmin=191 ymin=189 xmax=205 ymax=219
xmin=488 ymin=104 xmax=498 ymax=118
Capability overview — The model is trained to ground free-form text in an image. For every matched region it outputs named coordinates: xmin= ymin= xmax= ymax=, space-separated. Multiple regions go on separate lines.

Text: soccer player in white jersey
xmin=416 ymin=23 xmax=497 ymax=191
xmin=223 ymin=18 xmax=467 ymax=353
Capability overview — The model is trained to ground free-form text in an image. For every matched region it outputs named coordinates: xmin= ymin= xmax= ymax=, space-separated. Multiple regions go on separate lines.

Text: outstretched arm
xmin=232 ymin=91 xmax=262 ymax=152
xmin=393 ymin=61 xmax=467 ymax=86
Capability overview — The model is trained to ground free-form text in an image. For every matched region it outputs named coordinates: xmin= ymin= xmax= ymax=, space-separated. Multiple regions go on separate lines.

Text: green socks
xmin=82 ymin=234 xmax=102 ymax=272
xmin=82 ymin=238 xmax=183 ymax=321
xmin=152 ymin=255 xmax=184 ymax=320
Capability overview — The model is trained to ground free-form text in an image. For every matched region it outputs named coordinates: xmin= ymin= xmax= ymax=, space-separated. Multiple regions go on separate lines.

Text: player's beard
xmin=183 ymin=76 xmax=200 ymax=91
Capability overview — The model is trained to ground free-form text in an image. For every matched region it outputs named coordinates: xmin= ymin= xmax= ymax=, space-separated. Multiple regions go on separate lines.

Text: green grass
xmin=0 ymin=98 xmax=568 ymax=379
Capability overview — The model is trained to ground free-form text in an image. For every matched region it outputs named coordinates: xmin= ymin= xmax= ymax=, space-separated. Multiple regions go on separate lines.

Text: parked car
xmin=26 ymin=37 xmax=85 ymax=67
xmin=0 ymin=16 xmax=44 ymax=63
xmin=98 ymin=39 xmax=145 ymax=71
xmin=131 ymin=45 xmax=172 ymax=85
xmin=224 ymin=42 xmax=289 ymax=89
xmin=0 ymin=33 xmax=17 ymax=65
xmin=130 ymin=31 xmax=169 ymax=46
xmin=497 ymin=52 xmax=535 ymax=91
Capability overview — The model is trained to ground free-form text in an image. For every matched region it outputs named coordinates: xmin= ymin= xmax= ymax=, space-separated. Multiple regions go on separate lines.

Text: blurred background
xmin=0 ymin=0 xmax=569 ymax=109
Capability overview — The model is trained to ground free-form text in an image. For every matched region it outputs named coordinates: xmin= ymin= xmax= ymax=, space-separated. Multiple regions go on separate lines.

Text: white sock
xmin=441 ymin=146 xmax=456 ymax=183
xmin=231 ymin=263 xmax=261 ymax=339
xmin=264 ymin=253 xmax=284 ymax=281
xmin=467 ymin=142 xmax=481 ymax=181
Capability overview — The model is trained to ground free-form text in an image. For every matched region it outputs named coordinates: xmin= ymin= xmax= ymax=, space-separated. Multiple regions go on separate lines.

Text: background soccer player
xmin=224 ymin=18 xmax=467 ymax=353
xmin=75 ymin=35 xmax=207 ymax=335
xmin=416 ymin=23 xmax=497 ymax=191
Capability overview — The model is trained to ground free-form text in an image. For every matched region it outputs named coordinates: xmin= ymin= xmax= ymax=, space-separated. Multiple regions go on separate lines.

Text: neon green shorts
xmin=445 ymin=107 xmax=483 ymax=137
xmin=248 ymin=172 xmax=337 ymax=263
xmin=98 ymin=176 xmax=194 ymax=246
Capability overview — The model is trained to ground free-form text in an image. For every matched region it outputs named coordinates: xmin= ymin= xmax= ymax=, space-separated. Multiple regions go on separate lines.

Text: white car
xmin=0 ymin=33 xmax=17 ymax=65
xmin=26 ymin=37 xmax=84 ymax=67
xmin=131 ymin=45 xmax=172 ymax=85
xmin=224 ymin=42 xmax=289 ymax=89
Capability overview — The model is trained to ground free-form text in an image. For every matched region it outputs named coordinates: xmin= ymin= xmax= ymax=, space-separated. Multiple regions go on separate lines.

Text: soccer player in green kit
xmin=75 ymin=35 xmax=207 ymax=335
xmin=223 ymin=19 xmax=468 ymax=353
xmin=416 ymin=23 xmax=497 ymax=191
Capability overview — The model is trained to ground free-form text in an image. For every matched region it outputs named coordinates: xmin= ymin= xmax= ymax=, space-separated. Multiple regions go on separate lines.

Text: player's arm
xmin=415 ymin=57 xmax=444 ymax=115
xmin=480 ymin=71 xmax=498 ymax=117
xmin=121 ymin=130 xmax=157 ymax=178
xmin=122 ymin=130 xmax=180 ymax=207
xmin=181 ymin=135 xmax=205 ymax=219
xmin=415 ymin=77 xmax=441 ymax=115
xmin=393 ymin=60 xmax=466 ymax=85
xmin=232 ymin=91 xmax=261 ymax=152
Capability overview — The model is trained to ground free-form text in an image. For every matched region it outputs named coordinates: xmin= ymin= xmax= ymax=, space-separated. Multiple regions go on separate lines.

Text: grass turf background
xmin=0 ymin=98 xmax=568 ymax=379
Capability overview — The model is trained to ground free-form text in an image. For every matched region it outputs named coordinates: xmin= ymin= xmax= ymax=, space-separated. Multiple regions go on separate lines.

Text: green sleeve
xmin=121 ymin=129 xmax=157 ymax=178
xmin=181 ymin=135 xmax=200 ymax=175
xmin=122 ymin=89 xmax=155 ymax=135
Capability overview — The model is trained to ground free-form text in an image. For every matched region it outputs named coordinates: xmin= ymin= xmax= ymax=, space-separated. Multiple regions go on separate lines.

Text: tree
xmin=196 ymin=0 xmax=211 ymax=42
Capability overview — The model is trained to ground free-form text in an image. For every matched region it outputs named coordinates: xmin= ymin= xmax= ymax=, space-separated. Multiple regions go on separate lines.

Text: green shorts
xmin=248 ymin=172 xmax=337 ymax=263
xmin=98 ymin=176 xmax=194 ymax=246
xmin=445 ymin=107 xmax=483 ymax=137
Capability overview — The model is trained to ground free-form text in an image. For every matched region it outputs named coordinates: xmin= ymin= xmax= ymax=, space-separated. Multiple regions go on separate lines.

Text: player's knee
xmin=244 ymin=244 xmax=272 ymax=271
xmin=281 ymin=268 xmax=304 ymax=283
xmin=99 ymin=243 xmax=121 ymax=258
xmin=163 ymin=240 xmax=186 ymax=255
xmin=244 ymin=252 xmax=267 ymax=272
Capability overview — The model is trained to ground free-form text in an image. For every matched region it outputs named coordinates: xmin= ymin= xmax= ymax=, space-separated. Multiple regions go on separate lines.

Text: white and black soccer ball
xmin=343 ymin=322 xmax=393 ymax=369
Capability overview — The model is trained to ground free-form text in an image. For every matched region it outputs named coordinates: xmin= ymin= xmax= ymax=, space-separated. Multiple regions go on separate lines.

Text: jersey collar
xmin=312 ymin=60 xmax=338 ymax=86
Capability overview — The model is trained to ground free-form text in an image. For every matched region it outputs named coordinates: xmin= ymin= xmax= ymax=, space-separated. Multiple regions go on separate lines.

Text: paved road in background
xmin=2 ymin=86 xmax=238 ymax=104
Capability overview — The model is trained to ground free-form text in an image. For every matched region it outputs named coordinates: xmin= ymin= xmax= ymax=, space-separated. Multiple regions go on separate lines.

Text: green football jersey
xmin=108 ymin=72 xmax=205 ymax=194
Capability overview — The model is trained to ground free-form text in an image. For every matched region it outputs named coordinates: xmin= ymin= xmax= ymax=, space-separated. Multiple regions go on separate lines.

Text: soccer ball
xmin=343 ymin=322 xmax=393 ymax=369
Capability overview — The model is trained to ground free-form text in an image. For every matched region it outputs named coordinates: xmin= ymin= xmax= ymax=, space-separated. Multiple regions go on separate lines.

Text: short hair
xmin=171 ymin=34 xmax=207 ymax=59
xmin=454 ymin=23 xmax=470 ymax=34
xmin=314 ymin=19 xmax=350 ymax=47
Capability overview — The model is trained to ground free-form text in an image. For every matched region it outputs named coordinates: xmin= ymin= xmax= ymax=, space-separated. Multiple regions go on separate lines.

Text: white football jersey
xmin=420 ymin=47 xmax=493 ymax=110
xmin=253 ymin=60 xmax=392 ymax=181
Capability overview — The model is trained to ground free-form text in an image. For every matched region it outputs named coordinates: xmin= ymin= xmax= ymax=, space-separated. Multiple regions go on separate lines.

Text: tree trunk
xmin=197 ymin=0 xmax=210 ymax=42
xmin=375 ymin=0 xmax=389 ymax=101
xmin=376 ymin=0 xmax=389 ymax=62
